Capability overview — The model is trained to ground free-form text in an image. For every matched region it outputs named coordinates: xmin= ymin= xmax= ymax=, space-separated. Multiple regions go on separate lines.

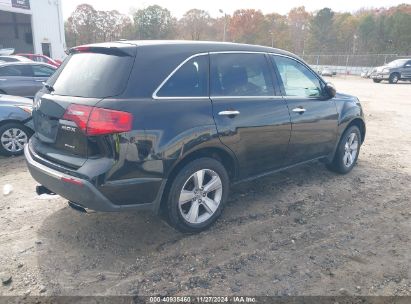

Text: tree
xmin=333 ymin=13 xmax=359 ymax=54
xmin=133 ymin=5 xmax=176 ymax=39
xmin=357 ymin=15 xmax=377 ymax=53
xmin=262 ymin=13 xmax=292 ymax=49
xmin=228 ymin=9 xmax=265 ymax=44
xmin=179 ymin=9 xmax=211 ymax=40
xmin=65 ymin=4 xmax=98 ymax=46
xmin=65 ymin=5 xmax=133 ymax=47
xmin=287 ymin=7 xmax=311 ymax=53
xmin=307 ymin=7 xmax=335 ymax=53
xmin=64 ymin=3 xmax=411 ymax=55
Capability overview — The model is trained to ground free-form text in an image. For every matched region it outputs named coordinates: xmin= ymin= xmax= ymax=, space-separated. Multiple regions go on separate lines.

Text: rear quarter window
xmin=49 ymin=52 xmax=134 ymax=98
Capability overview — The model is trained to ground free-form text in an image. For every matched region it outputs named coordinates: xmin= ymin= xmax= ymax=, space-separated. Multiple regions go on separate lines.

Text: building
xmin=0 ymin=0 xmax=66 ymax=60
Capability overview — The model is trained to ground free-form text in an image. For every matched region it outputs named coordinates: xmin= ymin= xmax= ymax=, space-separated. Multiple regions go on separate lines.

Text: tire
xmin=373 ymin=79 xmax=382 ymax=83
xmin=326 ymin=125 xmax=361 ymax=174
xmin=166 ymin=157 xmax=229 ymax=233
xmin=0 ymin=122 xmax=32 ymax=156
xmin=389 ymin=73 xmax=400 ymax=84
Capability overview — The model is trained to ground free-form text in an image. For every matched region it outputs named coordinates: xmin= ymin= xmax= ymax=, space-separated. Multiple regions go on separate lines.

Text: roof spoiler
xmin=68 ymin=45 xmax=134 ymax=57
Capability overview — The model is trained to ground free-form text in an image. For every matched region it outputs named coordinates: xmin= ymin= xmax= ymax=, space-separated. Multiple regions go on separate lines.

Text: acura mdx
xmin=25 ymin=41 xmax=366 ymax=232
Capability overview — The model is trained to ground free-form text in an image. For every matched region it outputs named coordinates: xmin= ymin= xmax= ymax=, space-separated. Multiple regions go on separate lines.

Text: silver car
xmin=0 ymin=55 xmax=33 ymax=63
xmin=0 ymin=62 xmax=56 ymax=98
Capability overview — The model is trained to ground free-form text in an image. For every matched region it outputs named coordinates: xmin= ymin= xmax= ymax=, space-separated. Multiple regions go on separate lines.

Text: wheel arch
xmin=157 ymin=146 xmax=238 ymax=215
xmin=346 ymin=118 xmax=366 ymax=144
xmin=327 ymin=117 xmax=366 ymax=164
xmin=0 ymin=119 xmax=28 ymax=128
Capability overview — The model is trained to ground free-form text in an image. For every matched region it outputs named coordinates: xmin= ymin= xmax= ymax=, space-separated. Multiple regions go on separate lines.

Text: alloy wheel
xmin=178 ymin=169 xmax=223 ymax=224
xmin=1 ymin=128 xmax=28 ymax=153
xmin=343 ymin=132 xmax=359 ymax=168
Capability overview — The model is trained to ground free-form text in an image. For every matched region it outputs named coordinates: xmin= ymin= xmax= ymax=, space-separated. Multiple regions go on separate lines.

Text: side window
xmin=0 ymin=57 xmax=16 ymax=62
xmin=0 ymin=65 xmax=32 ymax=77
xmin=0 ymin=67 xmax=19 ymax=76
xmin=156 ymin=55 xmax=208 ymax=97
xmin=211 ymin=53 xmax=274 ymax=97
xmin=405 ymin=61 xmax=411 ymax=68
xmin=273 ymin=56 xmax=323 ymax=98
xmin=32 ymin=65 xmax=55 ymax=77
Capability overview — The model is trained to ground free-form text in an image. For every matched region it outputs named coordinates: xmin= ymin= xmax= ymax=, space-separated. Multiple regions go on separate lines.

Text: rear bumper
xmin=24 ymin=144 xmax=164 ymax=212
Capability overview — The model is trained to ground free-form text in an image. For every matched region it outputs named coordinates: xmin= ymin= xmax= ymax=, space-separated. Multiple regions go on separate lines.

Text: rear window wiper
xmin=43 ymin=82 xmax=55 ymax=93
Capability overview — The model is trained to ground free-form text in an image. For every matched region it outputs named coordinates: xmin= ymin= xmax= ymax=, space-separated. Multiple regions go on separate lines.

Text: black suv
xmin=25 ymin=41 xmax=365 ymax=232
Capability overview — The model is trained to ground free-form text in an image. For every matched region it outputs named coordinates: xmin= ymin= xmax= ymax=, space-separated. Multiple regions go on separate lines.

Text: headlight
xmin=16 ymin=105 xmax=33 ymax=114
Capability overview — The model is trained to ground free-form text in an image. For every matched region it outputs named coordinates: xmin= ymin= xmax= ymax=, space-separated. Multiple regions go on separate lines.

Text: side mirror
xmin=324 ymin=82 xmax=336 ymax=98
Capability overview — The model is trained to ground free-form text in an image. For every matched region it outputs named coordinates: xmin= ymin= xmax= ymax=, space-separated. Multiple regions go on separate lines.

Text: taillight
xmin=87 ymin=107 xmax=133 ymax=136
xmin=63 ymin=104 xmax=132 ymax=136
xmin=62 ymin=104 xmax=92 ymax=131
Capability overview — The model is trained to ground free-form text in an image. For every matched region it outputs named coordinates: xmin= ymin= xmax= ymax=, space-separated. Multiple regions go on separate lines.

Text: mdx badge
xmin=61 ymin=125 xmax=76 ymax=132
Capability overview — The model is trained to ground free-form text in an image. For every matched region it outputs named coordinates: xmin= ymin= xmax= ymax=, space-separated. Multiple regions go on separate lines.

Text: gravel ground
xmin=0 ymin=77 xmax=410 ymax=297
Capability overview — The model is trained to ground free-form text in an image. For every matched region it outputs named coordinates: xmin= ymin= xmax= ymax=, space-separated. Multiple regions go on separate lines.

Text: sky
xmin=61 ymin=0 xmax=411 ymax=19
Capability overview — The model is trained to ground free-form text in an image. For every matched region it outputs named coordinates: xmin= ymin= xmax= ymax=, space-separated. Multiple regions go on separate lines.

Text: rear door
xmin=210 ymin=52 xmax=291 ymax=179
xmin=271 ymin=55 xmax=338 ymax=165
xmin=0 ymin=64 xmax=35 ymax=97
xmin=32 ymin=46 xmax=136 ymax=167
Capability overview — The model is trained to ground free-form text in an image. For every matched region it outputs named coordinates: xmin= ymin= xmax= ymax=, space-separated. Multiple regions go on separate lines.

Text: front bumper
xmin=371 ymin=73 xmax=389 ymax=80
xmin=24 ymin=144 xmax=160 ymax=212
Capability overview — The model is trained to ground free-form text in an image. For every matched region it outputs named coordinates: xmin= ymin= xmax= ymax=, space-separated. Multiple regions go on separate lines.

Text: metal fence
xmin=299 ymin=54 xmax=406 ymax=75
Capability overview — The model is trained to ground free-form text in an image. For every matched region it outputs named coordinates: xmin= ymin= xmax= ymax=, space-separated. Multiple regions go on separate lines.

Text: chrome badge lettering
xmin=61 ymin=125 xmax=76 ymax=132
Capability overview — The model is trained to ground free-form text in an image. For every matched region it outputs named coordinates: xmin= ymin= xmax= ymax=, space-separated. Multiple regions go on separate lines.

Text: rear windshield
xmin=48 ymin=52 xmax=134 ymax=98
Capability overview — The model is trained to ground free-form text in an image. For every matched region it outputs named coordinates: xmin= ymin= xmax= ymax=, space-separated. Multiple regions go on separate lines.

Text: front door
xmin=271 ymin=55 xmax=338 ymax=165
xmin=401 ymin=60 xmax=411 ymax=79
xmin=210 ymin=52 xmax=291 ymax=179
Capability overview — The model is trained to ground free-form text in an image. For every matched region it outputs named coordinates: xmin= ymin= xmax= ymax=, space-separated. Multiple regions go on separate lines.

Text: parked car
xmin=0 ymin=62 xmax=56 ymax=98
xmin=0 ymin=94 xmax=33 ymax=156
xmin=24 ymin=41 xmax=366 ymax=233
xmin=371 ymin=58 xmax=411 ymax=83
xmin=0 ymin=48 xmax=14 ymax=55
xmin=320 ymin=67 xmax=334 ymax=77
xmin=16 ymin=53 xmax=61 ymax=68
xmin=0 ymin=55 xmax=33 ymax=63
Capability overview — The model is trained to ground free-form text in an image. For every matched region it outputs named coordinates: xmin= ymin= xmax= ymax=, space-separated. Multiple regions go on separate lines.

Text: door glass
xmin=0 ymin=65 xmax=32 ymax=77
xmin=273 ymin=56 xmax=323 ymax=98
xmin=211 ymin=53 xmax=274 ymax=97
xmin=32 ymin=65 xmax=55 ymax=77
xmin=157 ymin=55 xmax=208 ymax=97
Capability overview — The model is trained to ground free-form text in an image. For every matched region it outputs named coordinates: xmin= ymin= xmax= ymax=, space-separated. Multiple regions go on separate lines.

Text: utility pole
xmin=219 ymin=9 xmax=227 ymax=42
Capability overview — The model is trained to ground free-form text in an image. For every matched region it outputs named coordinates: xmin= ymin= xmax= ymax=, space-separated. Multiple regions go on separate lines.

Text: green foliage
xmin=133 ymin=5 xmax=176 ymax=40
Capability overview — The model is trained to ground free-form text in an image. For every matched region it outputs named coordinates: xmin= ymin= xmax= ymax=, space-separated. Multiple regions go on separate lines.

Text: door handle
xmin=35 ymin=79 xmax=44 ymax=82
xmin=0 ymin=79 xmax=6 ymax=81
xmin=292 ymin=107 xmax=306 ymax=114
xmin=218 ymin=110 xmax=240 ymax=117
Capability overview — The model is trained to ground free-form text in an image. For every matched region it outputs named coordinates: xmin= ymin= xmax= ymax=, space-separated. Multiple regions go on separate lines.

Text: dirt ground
xmin=0 ymin=77 xmax=410 ymax=297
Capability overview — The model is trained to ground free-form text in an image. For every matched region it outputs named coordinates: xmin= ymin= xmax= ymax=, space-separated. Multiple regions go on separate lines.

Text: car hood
xmin=375 ymin=65 xmax=390 ymax=72
xmin=0 ymin=94 xmax=33 ymax=106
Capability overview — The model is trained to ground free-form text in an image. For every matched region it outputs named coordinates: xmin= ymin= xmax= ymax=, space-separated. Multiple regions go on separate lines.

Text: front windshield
xmin=387 ymin=59 xmax=407 ymax=68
